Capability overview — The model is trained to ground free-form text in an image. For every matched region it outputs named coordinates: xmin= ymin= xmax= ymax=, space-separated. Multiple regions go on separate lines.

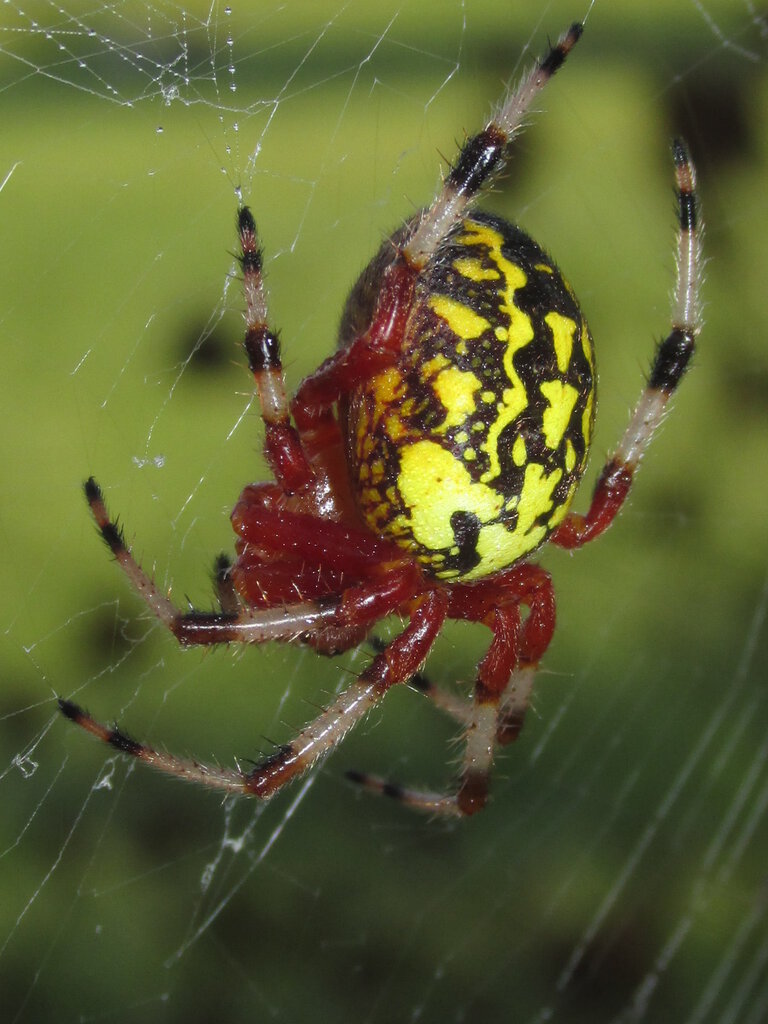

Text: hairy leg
xmin=552 ymin=140 xmax=702 ymax=549
xmin=60 ymin=590 xmax=447 ymax=798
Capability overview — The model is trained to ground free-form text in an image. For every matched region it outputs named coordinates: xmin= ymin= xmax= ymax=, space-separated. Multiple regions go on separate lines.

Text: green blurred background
xmin=2 ymin=1 xmax=767 ymax=1021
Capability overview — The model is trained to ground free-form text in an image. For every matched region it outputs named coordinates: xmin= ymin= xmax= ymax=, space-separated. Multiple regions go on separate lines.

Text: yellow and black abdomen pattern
xmin=348 ymin=212 xmax=596 ymax=581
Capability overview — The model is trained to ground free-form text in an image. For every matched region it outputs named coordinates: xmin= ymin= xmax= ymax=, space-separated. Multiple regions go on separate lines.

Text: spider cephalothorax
xmin=60 ymin=23 xmax=701 ymax=817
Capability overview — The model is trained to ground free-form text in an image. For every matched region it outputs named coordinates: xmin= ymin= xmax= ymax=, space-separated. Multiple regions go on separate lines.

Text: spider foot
xmin=58 ymin=698 xmax=144 ymax=756
xmin=58 ymin=698 xmax=250 ymax=794
xmin=345 ymin=769 xmax=466 ymax=819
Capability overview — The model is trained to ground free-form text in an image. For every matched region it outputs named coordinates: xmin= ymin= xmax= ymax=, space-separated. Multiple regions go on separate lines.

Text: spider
xmin=60 ymin=22 xmax=702 ymax=817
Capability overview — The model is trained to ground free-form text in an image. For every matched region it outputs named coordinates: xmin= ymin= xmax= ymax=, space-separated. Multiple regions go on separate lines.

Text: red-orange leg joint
xmin=551 ymin=460 xmax=633 ymax=549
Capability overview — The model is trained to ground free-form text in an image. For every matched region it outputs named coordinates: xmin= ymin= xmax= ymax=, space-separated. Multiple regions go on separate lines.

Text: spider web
xmin=1 ymin=1 xmax=767 ymax=1021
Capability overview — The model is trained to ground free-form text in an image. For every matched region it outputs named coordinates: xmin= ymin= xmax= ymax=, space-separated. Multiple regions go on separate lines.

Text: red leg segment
xmin=550 ymin=460 xmax=633 ymax=549
xmin=238 ymin=208 xmax=314 ymax=494
xmin=348 ymin=563 xmax=556 ymax=816
xmin=291 ymin=260 xmax=416 ymax=431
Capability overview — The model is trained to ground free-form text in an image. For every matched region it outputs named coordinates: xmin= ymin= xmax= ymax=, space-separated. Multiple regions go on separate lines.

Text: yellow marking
xmin=479 ymin=375 xmax=528 ymax=477
xmin=512 ymin=435 xmax=527 ymax=466
xmin=356 ymin=432 xmax=374 ymax=462
xmin=565 ymin=438 xmax=576 ymax=473
xmin=400 ymin=396 xmax=417 ymax=419
xmin=452 ymin=256 xmax=500 ymax=282
xmin=396 ymin=440 xmax=504 ymax=553
xmin=454 ymin=219 xmax=535 ymax=484
xmin=582 ymin=319 xmax=595 ymax=369
xmin=518 ymin=461 xmax=562 ymax=530
xmin=365 ymin=368 xmax=405 ymax=433
xmin=582 ymin=390 xmax=595 ymax=447
xmin=540 ymin=379 xmax=579 ymax=450
xmin=384 ymin=414 xmax=408 ymax=441
xmin=548 ymin=480 xmax=579 ymax=528
xmin=394 ymin=439 xmax=565 ymax=581
xmin=420 ymin=354 xmax=450 ymax=379
xmin=548 ymin=505 xmax=568 ymax=528
xmin=353 ymin=214 xmax=597 ymax=583
xmin=472 ymin=463 xmax=563 ymax=579
xmin=429 ymin=295 xmax=489 ymax=340
xmin=545 ymin=311 xmax=577 ymax=374
xmin=433 ymin=366 xmax=482 ymax=428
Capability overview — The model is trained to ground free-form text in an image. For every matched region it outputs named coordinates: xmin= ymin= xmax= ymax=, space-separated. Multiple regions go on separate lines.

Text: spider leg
xmin=237 ymin=208 xmax=314 ymax=494
xmin=84 ymin=477 xmax=342 ymax=646
xmin=494 ymin=557 xmax=557 ymax=744
xmin=404 ymin=22 xmax=582 ymax=269
xmin=348 ymin=566 xmax=555 ymax=817
xmin=212 ymin=553 xmax=240 ymax=614
xmin=59 ymin=590 xmax=447 ymax=798
xmin=367 ymin=635 xmax=474 ymax=726
xmin=552 ymin=139 xmax=702 ymax=549
xmin=405 ymin=670 xmax=473 ymax=728
xmin=86 ymin=476 xmax=425 ymax=652
xmin=372 ymin=637 xmax=542 ymax=740
xmin=345 ymin=603 xmax=516 ymax=819
xmin=58 ymin=698 xmax=249 ymax=794
xmin=238 ymin=210 xmax=357 ymax=518
xmin=291 ymin=23 xmax=583 ymax=427
xmin=495 ymin=666 xmax=538 ymax=746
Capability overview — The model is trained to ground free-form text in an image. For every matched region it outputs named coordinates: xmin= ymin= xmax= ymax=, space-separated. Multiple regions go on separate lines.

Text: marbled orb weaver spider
xmin=60 ymin=23 xmax=702 ymax=817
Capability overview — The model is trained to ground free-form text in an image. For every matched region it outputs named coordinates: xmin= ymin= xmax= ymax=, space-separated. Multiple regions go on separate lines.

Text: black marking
xmin=252 ymin=743 xmax=294 ymax=772
xmin=672 ymin=137 xmax=689 ymax=167
xmin=407 ymin=670 xmax=431 ymax=694
xmin=649 ymin=328 xmax=695 ymax=392
xmin=107 ymin=727 xmax=143 ymax=757
xmin=244 ymin=326 xmax=281 ymax=373
xmin=240 ymin=249 xmax=262 ymax=275
xmin=449 ymin=510 xmax=482 ymax=575
xmin=213 ymin=553 xmax=232 ymax=580
xmin=447 ymin=126 xmax=506 ymax=197
xmin=349 ymin=210 xmax=595 ymax=580
xmin=540 ymin=23 xmax=582 ymax=76
xmin=99 ymin=520 xmax=125 ymax=555
xmin=213 ymin=553 xmax=239 ymax=614
xmin=238 ymin=206 xmax=262 ymax=273
xmin=171 ymin=610 xmax=240 ymax=646
xmin=84 ymin=478 xmax=125 ymax=553
xmin=677 ymin=189 xmax=697 ymax=232
xmin=345 ymin=770 xmax=405 ymax=802
xmin=58 ymin=698 xmax=143 ymax=757
xmin=58 ymin=697 xmax=83 ymax=722
xmin=238 ymin=205 xmax=256 ymax=236
xmin=84 ymin=476 xmax=102 ymax=505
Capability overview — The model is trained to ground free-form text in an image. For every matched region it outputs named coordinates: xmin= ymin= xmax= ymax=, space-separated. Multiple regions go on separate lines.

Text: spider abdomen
xmin=346 ymin=212 xmax=596 ymax=581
